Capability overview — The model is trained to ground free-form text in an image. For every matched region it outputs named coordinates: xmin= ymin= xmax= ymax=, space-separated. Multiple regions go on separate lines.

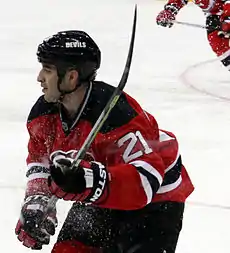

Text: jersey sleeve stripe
xmin=129 ymin=160 xmax=163 ymax=185
xmin=157 ymin=175 xmax=182 ymax=194
xmin=162 ymin=155 xmax=182 ymax=185
xmin=129 ymin=160 xmax=162 ymax=203
xmin=135 ymin=166 xmax=161 ymax=201
xmin=165 ymin=151 xmax=181 ymax=173
xmin=137 ymin=173 xmax=153 ymax=204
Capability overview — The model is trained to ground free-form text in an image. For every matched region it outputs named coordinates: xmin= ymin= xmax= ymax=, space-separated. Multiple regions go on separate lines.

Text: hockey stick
xmin=71 ymin=5 xmax=137 ymax=169
xmin=174 ymin=20 xmax=206 ymax=29
xmin=45 ymin=5 xmax=137 ymax=212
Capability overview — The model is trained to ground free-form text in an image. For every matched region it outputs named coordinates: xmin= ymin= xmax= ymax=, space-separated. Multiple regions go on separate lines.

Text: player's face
xmin=37 ymin=63 xmax=61 ymax=102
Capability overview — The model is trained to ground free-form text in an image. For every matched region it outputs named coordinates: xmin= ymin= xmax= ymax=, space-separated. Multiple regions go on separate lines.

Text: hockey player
xmin=156 ymin=0 xmax=230 ymax=70
xmin=15 ymin=30 xmax=194 ymax=253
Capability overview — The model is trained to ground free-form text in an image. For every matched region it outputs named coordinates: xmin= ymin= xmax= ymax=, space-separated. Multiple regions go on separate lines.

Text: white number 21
xmin=117 ymin=131 xmax=153 ymax=163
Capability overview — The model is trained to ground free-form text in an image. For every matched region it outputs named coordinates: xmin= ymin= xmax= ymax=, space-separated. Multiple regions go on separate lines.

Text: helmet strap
xmin=56 ymin=70 xmax=83 ymax=102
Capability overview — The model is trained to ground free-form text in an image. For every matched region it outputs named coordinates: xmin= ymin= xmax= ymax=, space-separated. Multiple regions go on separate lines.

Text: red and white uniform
xmin=165 ymin=0 xmax=223 ymax=17
xmin=25 ymin=81 xmax=194 ymax=210
xmin=165 ymin=0 xmax=230 ymax=70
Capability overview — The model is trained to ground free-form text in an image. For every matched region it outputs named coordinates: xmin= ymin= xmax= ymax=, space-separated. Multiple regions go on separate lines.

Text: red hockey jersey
xmin=25 ymin=81 xmax=194 ymax=210
xmin=167 ymin=0 xmax=224 ymax=15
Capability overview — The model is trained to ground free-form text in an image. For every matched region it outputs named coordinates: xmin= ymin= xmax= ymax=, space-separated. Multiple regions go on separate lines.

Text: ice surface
xmin=1 ymin=0 xmax=230 ymax=252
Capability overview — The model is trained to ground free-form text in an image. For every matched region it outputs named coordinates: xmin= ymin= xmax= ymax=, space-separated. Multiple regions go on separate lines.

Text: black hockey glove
xmin=156 ymin=5 xmax=178 ymax=28
xmin=48 ymin=155 xmax=109 ymax=204
xmin=15 ymin=195 xmax=57 ymax=249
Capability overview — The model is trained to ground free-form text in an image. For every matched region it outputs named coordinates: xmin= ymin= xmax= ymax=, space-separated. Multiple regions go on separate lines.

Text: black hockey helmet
xmin=37 ymin=30 xmax=101 ymax=82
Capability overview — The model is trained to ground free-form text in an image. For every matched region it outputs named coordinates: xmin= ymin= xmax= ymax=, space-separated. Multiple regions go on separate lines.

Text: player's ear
xmin=67 ymin=69 xmax=79 ymax=88
xmin=69 ymin=69 xmax=79 ymax=81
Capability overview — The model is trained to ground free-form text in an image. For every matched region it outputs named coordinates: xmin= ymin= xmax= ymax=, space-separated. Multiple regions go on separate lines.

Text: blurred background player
xmin=156 ymin=0 xmax=230 ymax=71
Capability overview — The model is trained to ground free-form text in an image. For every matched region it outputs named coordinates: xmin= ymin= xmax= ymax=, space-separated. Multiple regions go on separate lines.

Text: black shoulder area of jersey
xmin=27 ymin=95 xmax=59 ymax=123
xmin=82 ymin=81 xmax=138 ymax=133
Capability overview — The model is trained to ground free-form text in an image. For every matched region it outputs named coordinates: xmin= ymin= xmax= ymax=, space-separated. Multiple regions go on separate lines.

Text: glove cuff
xmin=26 ymin=164 xmax=51 ymax=198
xmin=83 ymin=162 xmax=109 ymax=204
xmin=165 ymin=4 xmax=179 ymax=15
xmin=83 ymin=167 xmax=94 ymax=188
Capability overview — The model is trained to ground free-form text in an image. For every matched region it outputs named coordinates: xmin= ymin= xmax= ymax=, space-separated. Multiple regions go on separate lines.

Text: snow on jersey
xmin=25 ymin=81 xmax=194 ymax=210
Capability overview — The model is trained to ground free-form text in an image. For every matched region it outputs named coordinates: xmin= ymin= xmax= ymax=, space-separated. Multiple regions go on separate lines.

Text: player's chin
xmin=44 ymin=94 xmax=59 ymax=103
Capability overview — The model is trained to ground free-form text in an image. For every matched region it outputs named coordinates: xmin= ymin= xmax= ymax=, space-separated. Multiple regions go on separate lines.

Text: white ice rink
xmin=1 ymin=0 xmax=230 ymax=252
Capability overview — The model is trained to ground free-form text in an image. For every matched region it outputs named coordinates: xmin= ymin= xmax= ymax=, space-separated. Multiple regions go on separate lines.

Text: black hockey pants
xmin=56 ymin=201 xmax=185 ymax=253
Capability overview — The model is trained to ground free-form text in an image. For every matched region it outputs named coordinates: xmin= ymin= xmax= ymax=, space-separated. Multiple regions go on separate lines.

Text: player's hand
xmin=156 ymin=7 xmax=177 ymax=28
xmin=15 ymin=195 xmax=57 ymax=250
xmin=48 ymin=153 xmax=108 ymax=204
